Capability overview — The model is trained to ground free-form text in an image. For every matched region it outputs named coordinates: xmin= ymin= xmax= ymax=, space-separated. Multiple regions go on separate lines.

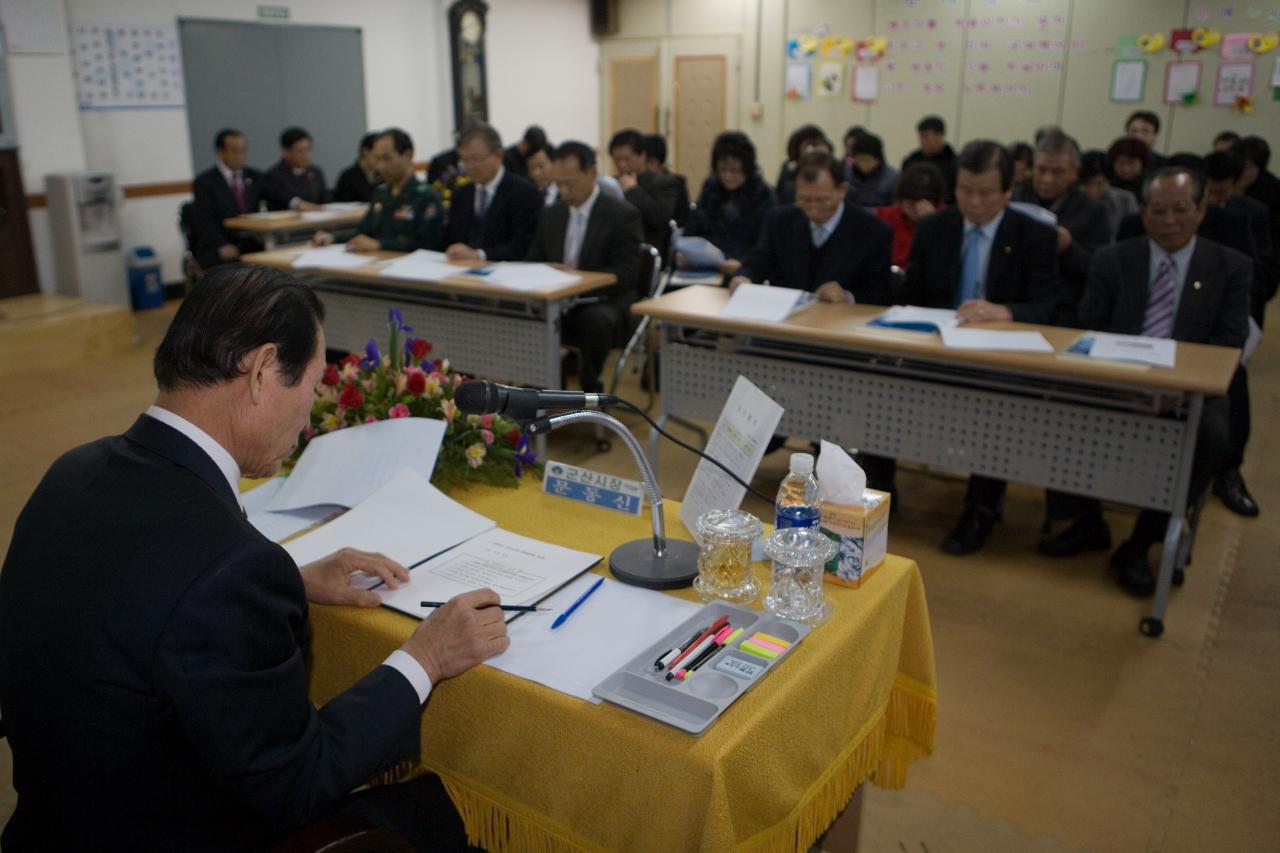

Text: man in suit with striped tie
xmin=1068 ymin=167 xmax=1250 ymax=595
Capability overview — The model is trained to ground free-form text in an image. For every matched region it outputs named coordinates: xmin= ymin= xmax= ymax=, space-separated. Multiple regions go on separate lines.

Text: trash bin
xmin=126 ymin=246 xmax=166 ymax=310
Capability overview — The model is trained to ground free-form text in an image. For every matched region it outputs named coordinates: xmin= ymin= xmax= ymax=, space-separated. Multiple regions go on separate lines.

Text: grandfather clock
xmin=448 ymin=0 xmax=489 ymax=132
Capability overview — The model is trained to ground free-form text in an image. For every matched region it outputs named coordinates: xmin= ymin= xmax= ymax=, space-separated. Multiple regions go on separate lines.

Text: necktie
xmin=956 ymin=225 xmax=984 ymax=306
xmin=564 ymin=209 xmax=586 ymax=269
xmin=231 ymin=172 xmax=246 ymax=213
xmin=476 ymin=186 xmax=489 ymax=219
xmin=1142 ymin=257 xmax=1177 ymax=338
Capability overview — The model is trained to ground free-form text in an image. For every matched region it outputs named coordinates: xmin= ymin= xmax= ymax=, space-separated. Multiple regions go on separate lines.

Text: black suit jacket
xmin=0 ymin=416 xmax=422 ymax=851
xmin=1078 ymin=236 xmax=1250 ymax=348
xmin=740 ymin=203 xmax=893 ymax=305
xmin=190 ymin=165 xmax=266 ymax=268
xmin=263 ymin=160 xmax=330 ymax=210
xmin=444 ymin=171 xmax=543 ymax=261
xmin=1014 ymin=187 xmax=1110 ymax=306
xmin=333 ymin=163 xmax=380 ymax=203
xmin=526 ymin=191 xmax=643 ymax=303
xmin=902 ymin=205 xmax=1065 ymax=324
xmin=623 ymin=171 xmax=681 ymax=257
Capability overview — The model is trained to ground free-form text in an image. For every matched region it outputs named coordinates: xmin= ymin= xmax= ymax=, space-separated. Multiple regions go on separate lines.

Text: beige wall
xmin=607 ymin=0 xmax=1280 ymax=183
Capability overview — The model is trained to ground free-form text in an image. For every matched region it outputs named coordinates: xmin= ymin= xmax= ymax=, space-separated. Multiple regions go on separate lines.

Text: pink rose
xmin=388 ymin=403 xmax=411 ymax=419
xmin=365 ymin=415 xmax=378 ymax=424
xmin=481 ymin=428 xmax=494 ymax=445
xmin=480 ymin=413 xmax=494 ymax=429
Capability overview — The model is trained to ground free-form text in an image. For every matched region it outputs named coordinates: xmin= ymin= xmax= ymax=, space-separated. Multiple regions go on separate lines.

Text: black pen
xmin=653 ymin=627 xmax=707 ymax=670
xmin=419 ymin=600 xmax=550 ymax=613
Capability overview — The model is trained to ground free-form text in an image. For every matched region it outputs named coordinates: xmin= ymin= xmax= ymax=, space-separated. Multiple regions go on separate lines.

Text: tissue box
xmin=819 ymin=489 xmax=890 ymax=588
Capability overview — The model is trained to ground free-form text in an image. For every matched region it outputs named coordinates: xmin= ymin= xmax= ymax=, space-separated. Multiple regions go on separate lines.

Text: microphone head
xmin=454 ymin=380 xmax=497 ymax=414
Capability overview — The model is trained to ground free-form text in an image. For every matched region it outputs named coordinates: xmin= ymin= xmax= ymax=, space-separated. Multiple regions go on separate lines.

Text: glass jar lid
xmin=696 ymin=508 xmax=764 ymax=545
xmin=764 ymin=527 xmax=838 ymax=564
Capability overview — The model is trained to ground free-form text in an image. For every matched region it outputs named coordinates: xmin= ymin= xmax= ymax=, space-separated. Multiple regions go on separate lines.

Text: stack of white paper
xmin=1086 ymin=333 xmax=1177 ymax=368
xmin=292 ymin=245 xmax=377 ymax=269
xmin=378 ymin=528 xmax=601 ymax=622
xmin=485 ymin=575 xmax=700 ymax=702
xmin=242 ymin=477 xmax=339 ymax=543
xmin=282 ymin=468 xmax=495 ymax=577
xmin=269 ymin=417 xmax=446 ymax=511
xmin=721 ymin=283 xmax=813 ymax=322
xmin=381 ymin=250 xmax=462 ymax=282
xmin=483 ymin=263 xmax=581 ymax=291
xmin=939 ymin=327 xmax=1054 ymax=352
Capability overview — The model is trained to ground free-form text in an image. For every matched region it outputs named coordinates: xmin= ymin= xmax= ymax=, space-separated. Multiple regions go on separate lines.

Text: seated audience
xmin=1013 ymin=128 xmax=1110 ymax=322
xmin=1009 ymin=142 xmax=1034 ymax=193
xmin=609 ymin=128 xmax=680 ymax=258
xmin=1234 ymin=136 xmax=1280 ymax=281
xmin=314 ymin=128 xmax=444 ymax=252
xmin=525 ymin=141 xmax=556 ymax=205
xmin=842 ymin=125 xmax=870 ymax=182
xmin=642 ymin=133 xmax=691 ymax=227
xmin=526 ymin=142 xmax=643 ymax=393
xmin=902 ymin=115 xmax=958 ymax=201
xmin=333 ymin=132 xmax=383 ymax=203
xmin=776 ymin=124 xmax=834 ymax=205
xmin=846 ymin=133 xmax=898 ymax=207
xmin=732 ymin=151 xmax=892 ymax=307
xmin=875 ymin=162 xmax=947 ymax=272
xmin=264 ymin=126 xmax=329 ymax=211
xmin=1124 ymin=110 xmax=1166 ymax=168
xmin=443 ymin=123 xmax=542 ymax=261
xmin=899 ymin=140 xmax=1064 ymax=553
xmin=503 ymin=124 xmax=547 ymax=178
xmin=1106 ymin=136 xmax=1151 ymax=196
xmin=190 ymin=128 xmax=265 ymax=269
xmin=427 ymin=131 xmax=461 ymax=184
xmin=682 ymin=131 xmax=776 ymax=274
xmin=1049 ymin=168 xmax=1250 ymax=595
xmin=1206 ymin=149 xmax=1277 ymax=306
xmin=1078 ymin=149 xmax=1138 ymax=241
xmin=1213 ymin=130 xmax=1241 ymax=152
xmin=0 ymin=264 xmax=507 ymax=850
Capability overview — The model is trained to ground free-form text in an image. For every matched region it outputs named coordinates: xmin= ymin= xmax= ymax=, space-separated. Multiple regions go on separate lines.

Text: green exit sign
xmin=258 ymin=5 xmax=290 ymax=19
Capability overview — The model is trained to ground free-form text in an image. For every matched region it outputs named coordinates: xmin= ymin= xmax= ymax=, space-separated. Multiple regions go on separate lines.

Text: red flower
xmin=341 ymin=353 xmax=362 ymax=367
xmin=337 ymin=384 xmax=364 ymax=409
xmin=388 ymin=403 xmax=411 ymax=419
xmin=405 ymin=367 xmax=426 ymax=396
xmin=505 ymin=427 xmax=522 ymax=446
xmin=480 ymin=413 xmax=494 ymax=429
xmin=409 ymin=338 xmax=433 ymax=361
xmin=321 ymin=364 xmax=340 ymax=386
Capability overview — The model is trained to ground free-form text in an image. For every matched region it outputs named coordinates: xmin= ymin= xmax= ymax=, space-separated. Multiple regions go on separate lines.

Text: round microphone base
xmin=609 ymin=538 xmax=700 ymax=590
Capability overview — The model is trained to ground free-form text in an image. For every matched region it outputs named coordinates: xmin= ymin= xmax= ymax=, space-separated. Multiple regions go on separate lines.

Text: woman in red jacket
xmin=874 ymin=161 xmax=947 ymax=271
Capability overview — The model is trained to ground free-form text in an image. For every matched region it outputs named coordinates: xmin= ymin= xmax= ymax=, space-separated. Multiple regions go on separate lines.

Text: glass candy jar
xmin=763 ymin=527 xmax=838 ymax=625
xmin=693 ymin=509 xmax=764 ymax=603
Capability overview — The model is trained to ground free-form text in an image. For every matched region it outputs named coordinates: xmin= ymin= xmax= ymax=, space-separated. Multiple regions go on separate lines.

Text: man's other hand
xmin=299 ymin=547 xmax=409 ymax=607
xmin=403 ymin=588 xmax=510 ymax=684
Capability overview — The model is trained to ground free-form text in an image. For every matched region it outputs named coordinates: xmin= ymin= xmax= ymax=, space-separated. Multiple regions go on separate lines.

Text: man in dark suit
xmin=190 ymin=128 xmax=266 ymax=269
xmin=502 ymin=124 xmax=546 ymax=178
xmin=642 ymin=133 xmax=691 ymax=228
xmin=0 ymin=265 xmax=508 ymax=851
xmin=264 ymin=126 xmax=330 ymax=211
xmin=610 ymin=128 xmax=680 ymax=260
xmin=526 ymin=141 xmax=643 ymax=393
xmin=333 ymin=131 xmax=383 ymax=203
xmin=901 ymin=115 xmax=958 ymax=202
xmin=444 ymin=123 xmax=543 ymax=262
xmin=731 ymin=150 xmax=893 ymax=307
xmin=901 ymin=139 xmax=1065 ymax=554
xmin=1058 ymin=168 xmax=1250 ymax=596
xmin=1012 ymin=128 xmax=1110 ymax=324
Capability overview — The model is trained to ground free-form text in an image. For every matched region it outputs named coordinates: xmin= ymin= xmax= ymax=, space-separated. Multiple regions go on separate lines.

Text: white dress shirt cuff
xmin=476 ymin=248 xmax=487 ymax=261
xmin=289 ymin=196 xmax=303 ymax=210
xmin=383 ymin=649 xmax=433 ymax=704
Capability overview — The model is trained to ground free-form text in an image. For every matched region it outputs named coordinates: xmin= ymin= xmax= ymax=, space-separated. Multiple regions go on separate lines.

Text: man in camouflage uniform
xmin=314 ymin=127 xmax=443 ymax=252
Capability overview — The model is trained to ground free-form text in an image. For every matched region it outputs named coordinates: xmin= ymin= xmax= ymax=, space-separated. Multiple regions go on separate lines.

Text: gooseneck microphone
xmin=454 ymin=380 xmax=618 ymax=421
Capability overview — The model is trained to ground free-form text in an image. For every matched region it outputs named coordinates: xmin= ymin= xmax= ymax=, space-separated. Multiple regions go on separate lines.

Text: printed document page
xmin=939 ymin=327 xmax=1054 ymax=352
xmin=269 ymin=417 xmax=445 ymax=511
xmin=292 ymin=244 xmax=376 ymax=269
xmin=721 ymin=283 xmax=811 ymax=323
xmin=1087 ymin=332 xmax=1177 ymax=368
xmin=242 ymin=476 xmax=338 ymax=543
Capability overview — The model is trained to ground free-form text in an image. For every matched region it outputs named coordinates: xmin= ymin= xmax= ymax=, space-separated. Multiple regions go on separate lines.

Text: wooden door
xmin=0 ymin=149 xmax=38 ymax=298
xmin=673 ymin=55 xmax=725 ymax=175
xmin=607 ymin=55 xmax=658 ymax=137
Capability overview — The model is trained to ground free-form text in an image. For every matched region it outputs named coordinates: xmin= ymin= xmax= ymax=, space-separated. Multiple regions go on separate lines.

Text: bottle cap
xmin=789 ymin=452 xmax=814 ymax=476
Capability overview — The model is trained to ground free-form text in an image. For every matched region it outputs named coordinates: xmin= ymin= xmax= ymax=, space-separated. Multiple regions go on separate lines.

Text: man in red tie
xmin=190 ymin=128 xmax=266 ymax=268
xmin=1063 ymin=168 xmax=1250 ymax=595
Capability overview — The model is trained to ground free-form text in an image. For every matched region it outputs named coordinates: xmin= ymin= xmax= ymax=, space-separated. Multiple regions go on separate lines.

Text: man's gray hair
xmin=458 ymin=122 xmax=503 ymax=154
xmin=1034 ymin=127 xmax=1081 ymax=168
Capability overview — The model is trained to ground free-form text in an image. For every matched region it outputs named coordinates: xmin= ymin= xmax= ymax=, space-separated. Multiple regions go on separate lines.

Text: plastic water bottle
xmin=775 ymin=452 xmax=820 ymax=529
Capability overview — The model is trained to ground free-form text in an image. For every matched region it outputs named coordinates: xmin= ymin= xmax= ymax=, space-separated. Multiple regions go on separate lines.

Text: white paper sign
xmin=853 ymin=65 xmax=879 ymax=102
xmin=1086 ymin=333 xmax=1177 ymax=368
xmin=679 ymin=376 xmax=785 ymax=539
xmin=1271 ymin=57 xmax=1280 ymax=89
xmin=70 ymin=23 xmax=184 ymax=109
xmin=1214 ymin=62 xmax=1254 ymax=106
xmin=1110 ymin=60 xmax=1146 ymax=102
xmin=1164 ymin=61 xmax=1201 ymax=103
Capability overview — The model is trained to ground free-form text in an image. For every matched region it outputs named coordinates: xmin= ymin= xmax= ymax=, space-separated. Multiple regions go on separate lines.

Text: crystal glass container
xmin=763 ymin=527 xmax=838 ymax=625
xmin=693 ymin=509 xmax=764 ymax=603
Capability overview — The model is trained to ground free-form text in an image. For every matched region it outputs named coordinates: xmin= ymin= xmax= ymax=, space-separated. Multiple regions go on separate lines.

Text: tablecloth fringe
xmin=443 ymin=778 xmax=599 ymax=853
xmin=741 ymin=675 xmax=937 ymax=853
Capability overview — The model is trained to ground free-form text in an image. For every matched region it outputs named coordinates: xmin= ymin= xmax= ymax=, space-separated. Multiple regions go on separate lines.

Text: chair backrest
xmin=178 ymin=202 xmax=197 ymax=250
xmin=637 ymin=243 xmax=662 ymax=300
xmin=664 ymin=219 xmax=681 ymax=270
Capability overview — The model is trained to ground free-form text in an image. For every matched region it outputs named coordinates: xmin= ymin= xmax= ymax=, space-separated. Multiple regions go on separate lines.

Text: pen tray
xmin=591 ymin=602 xmax=810 ymax=735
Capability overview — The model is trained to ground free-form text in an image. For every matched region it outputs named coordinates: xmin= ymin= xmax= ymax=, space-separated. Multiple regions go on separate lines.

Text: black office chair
xmin=178 ymin=201 xmax=203 ymax=293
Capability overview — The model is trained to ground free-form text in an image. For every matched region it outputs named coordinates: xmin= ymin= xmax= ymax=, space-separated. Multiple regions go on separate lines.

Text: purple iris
xmin=387 ymin=307 xmax=413 ymax=334
xmin=361 ymin=338 xmax=381 ymax=369
xmin=514 ymin=434 xmax=538 ymax=477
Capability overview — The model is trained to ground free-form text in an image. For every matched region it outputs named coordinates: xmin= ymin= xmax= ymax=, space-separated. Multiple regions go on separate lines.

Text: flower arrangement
xmin=291 ymin=308 xmax=539 ymax=491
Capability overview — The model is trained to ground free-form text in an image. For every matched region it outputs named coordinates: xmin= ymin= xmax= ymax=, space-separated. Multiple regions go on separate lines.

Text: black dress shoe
xmin=1214 ymin=468 xmax=1260 ymax=517
xmin=940 ymin=505 xmax=996 ymax=555
xmin=1038 ymin=514 xmax=1112 ymax=557
xmin=1109 ymin=540 xmax=1156 ymax=597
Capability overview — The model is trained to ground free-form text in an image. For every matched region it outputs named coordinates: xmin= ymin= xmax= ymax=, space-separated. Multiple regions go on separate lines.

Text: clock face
xmin=460 ymin=10 xmax=483 ymax=46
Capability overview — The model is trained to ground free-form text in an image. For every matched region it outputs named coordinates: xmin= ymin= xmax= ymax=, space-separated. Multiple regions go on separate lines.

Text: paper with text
xmin=1087 ymin=333 xmax=1176 ymax=368
xmin=679 ymin=376 xmax=784 ymax=539
xmin=292 ymin=244 xmax=377 ymax=269
xmin=379 ymin=528 xmax=601 ymax=621
xmin=281 ymin=468 xmax=495 ymax=578
xmin=486 ymin=575 xmax=700 ymax=702
xmin=381 ymin=249 xmax=463 ymax=282
xmin=269 ymin=417 xmax=446 ymax=511
xmin=939 ymin=327 xmax=1054 ymax=352
xmin=483 ymin=263 xmax=582 ymax=292
xmin=721 ymin=283 xmax=812 ymax=323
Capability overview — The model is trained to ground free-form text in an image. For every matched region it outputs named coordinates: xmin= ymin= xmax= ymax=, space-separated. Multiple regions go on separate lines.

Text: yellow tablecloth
xmin=304 ymin=481 xmax=937 ymax=852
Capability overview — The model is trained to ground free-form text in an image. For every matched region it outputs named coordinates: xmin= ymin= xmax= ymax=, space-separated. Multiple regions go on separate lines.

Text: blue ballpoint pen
xmin=550 ymin=576 xmax=604 ymax=630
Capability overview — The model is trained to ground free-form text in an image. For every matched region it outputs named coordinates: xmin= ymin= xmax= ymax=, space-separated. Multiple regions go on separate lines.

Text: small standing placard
xmin=543 ymin=460 xmax=645 ymax=516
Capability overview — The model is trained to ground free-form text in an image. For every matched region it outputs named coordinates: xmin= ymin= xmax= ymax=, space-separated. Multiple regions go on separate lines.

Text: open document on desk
xmin=721 ymin=283 xmax=814 ymax=322
xmin=381 ymin=249 xmax=461 ymax=281
xmin=1066 ymin=332 xmax=1176 ymax=368
xmin=291 ymin=244 xmax=378 ymax=269
xmin=476 ymin=263 xmax=582 ymax=292
xmin=869 ymin=306 xmax=1053 ymax=352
